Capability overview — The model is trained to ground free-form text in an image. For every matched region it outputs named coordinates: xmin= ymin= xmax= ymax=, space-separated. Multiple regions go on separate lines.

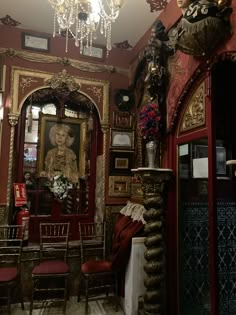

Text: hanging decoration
xmin=172 ymin=0 xmax=232 ymax=56
xmin=48 ymin=0 xmax=125 ymax=55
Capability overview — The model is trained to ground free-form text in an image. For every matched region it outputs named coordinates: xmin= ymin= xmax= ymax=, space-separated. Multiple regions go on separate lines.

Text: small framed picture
xmin=110 ymin=129 xmax=134 ymax=150
xmin=113 ymin=111 xmax=134 ymax=129
xmin=82 ymin=45 xmax=105 ymax=60
xmin=110 ymin=151 xmax=134 ymax=175
xmin=22 ymin=33 xmax=50 ymax=52
xmin=108 ymin=176 xmax=131 ymax=197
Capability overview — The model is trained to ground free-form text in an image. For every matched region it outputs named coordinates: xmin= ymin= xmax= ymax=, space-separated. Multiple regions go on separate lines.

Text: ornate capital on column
xmin=132 ymin=167 xmax=173 ymax=315
xmin=8 ymin=112 xmax=20 ymax=127
xmin=135 ymin=168 xmax=172 ymax=196
xmin=100 ymin=123 xmax=110 ymax=134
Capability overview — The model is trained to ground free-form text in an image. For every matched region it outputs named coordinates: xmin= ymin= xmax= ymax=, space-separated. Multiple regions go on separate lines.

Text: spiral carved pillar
xmin=132 ymin=168 xmax=172 ymax=315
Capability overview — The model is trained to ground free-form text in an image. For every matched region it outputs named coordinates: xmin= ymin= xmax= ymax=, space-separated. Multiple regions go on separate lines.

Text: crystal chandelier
xmin=48 ymin=0 xmax=125 ymax=55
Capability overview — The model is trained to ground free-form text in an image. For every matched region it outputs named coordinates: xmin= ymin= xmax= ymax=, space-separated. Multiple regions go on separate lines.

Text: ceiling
xmin=0 ymin=0 xmax=165 ymax=50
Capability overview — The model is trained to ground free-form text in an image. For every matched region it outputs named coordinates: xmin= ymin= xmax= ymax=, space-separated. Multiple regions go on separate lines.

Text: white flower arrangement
xmin=48 ymin=174 xmax=73 ymax=201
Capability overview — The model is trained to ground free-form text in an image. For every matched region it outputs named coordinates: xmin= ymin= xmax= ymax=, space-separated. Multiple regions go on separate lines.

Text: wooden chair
xmin=0 ymin=224 xmax=25 ymax=315
xmin=30 ymin=222 xmax=70 ymax=315
xmin=78 ymin=222 xmax=118 ymax=315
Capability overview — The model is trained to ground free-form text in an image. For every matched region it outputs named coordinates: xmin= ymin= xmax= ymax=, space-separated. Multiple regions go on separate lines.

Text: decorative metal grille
xmin=180 ymin=202 xmax=210 ymax=314
xmin=217 ymin=201 xmax=236 ymax=315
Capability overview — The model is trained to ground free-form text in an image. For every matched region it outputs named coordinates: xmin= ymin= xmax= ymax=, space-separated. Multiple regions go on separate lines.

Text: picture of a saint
xmin=44 ymin=124 xmax=79 ymax=183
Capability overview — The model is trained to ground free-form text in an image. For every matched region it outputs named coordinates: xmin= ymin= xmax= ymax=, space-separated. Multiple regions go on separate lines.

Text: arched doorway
xmin=13 ymin=85 xmax=102 ymax=242
xmin=175 ymin=57 xmax=236 ymax=314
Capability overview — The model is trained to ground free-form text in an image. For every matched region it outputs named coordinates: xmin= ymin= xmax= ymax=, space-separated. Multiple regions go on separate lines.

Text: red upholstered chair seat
xmin=0 ymin=267 xmax=18 ymax=282
xmin=78 ymin=222 xmax=119 ymax=315
xmin=81 ymin=260 xmax=112 ymax=274
xmin=32 ymin=260 xmax=69 ymax=275
xmin=0 ymin=225 xmax=25 ymax=315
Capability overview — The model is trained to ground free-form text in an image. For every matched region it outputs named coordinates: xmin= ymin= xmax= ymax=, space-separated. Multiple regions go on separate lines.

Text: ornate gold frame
xmin=37 ymin=114 xmax=87 ymax=178
xmin=108 ymin=176 xmax=131 ymax=197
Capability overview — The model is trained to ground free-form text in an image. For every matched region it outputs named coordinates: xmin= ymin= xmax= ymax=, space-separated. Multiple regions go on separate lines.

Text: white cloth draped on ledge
xmin=120 ymin=201 xmax=146 ymax=225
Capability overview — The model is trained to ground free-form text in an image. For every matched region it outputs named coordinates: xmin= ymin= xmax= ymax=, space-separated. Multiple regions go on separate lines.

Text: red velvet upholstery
xmin=32 ymin=260 xmax=69 ymax=275
xmin=81 ymin=260 xmax=112 ymax=273
xmin=78 ymin=222 xmax=119 ymax=315
xmin=0 ymin=268 xmax=18 ymax=282
xmin=111 ymin=213 xmax=144 ymax=297
xmin=0 ymin=225 xmax=25 ymax=314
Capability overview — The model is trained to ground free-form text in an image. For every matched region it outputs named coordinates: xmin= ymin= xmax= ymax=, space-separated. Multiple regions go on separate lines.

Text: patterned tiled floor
xmin=0 ymin=297 xmax=125 ymax=315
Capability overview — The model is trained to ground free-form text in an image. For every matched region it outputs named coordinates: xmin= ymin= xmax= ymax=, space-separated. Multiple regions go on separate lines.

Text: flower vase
xmin=146 ymin=140 xmax=157 ymax=168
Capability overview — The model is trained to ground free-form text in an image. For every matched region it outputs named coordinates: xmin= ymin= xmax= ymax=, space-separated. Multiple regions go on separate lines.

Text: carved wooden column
xmin=132 ymin=168 xmax=172 ymax=315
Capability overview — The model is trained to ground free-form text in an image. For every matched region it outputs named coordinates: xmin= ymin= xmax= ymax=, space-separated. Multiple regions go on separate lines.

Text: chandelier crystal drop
xmin=48 ymin=0 xmax=125 ymax=55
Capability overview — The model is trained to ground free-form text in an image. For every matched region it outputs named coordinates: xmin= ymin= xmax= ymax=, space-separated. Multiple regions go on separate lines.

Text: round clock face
xmin=115 ymin=90 xmax=134 ymax=112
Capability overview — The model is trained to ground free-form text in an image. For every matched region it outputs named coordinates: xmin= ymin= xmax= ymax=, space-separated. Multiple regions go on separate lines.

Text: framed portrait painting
xmin=37 ymin=114 xmax=87 ymax=179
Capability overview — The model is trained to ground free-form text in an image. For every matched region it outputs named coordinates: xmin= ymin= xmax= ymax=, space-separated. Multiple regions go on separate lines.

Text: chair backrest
xmin=39 ymin=222 xmax=70 ymax=262
xmin=0 ymin=225 xmax=25 ymax=268
xmin=79 ymin=222 xmax=106 ymax=264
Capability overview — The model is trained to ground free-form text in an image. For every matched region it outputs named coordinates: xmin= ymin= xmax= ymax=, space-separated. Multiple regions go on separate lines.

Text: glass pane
xmin=23 ymin=143 xmax=37 ymax=175
xmin=65 ymin=108 xmax=79 ymax=118
xmin=24 ymin=120 xmax=38 ymax=143
xmin=26 ymin=105 xmax=41 ymax=120
xmin=178 ymin=138 xmax=210 ymax=314
xmin=42 ymin=104 xmax=57 ymax=115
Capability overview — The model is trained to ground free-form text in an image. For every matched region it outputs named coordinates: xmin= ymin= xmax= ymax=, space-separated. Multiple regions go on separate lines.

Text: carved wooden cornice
xmin=146 ymin=0 xmax=169 ymax=12
xmin=0 ymin=14 xmax=20 ymax=27
xmin=0 ymin=47 xmax=129 ymax=76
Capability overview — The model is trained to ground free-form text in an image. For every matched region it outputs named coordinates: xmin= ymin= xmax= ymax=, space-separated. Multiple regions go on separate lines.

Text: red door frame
xmin=167 ymin=73 xmax=219 ymax=315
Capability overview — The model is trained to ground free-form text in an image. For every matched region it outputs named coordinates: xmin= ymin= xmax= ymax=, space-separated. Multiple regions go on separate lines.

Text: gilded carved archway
xmin=178 ymin=81 xmax=206 ymax=135
xmin=7 ymin=67 xmax=110 ymax=211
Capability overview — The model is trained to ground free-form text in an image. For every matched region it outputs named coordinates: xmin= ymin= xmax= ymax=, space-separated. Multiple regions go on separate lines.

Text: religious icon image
xmin=45 ymin=123 xmax=79 ymax=183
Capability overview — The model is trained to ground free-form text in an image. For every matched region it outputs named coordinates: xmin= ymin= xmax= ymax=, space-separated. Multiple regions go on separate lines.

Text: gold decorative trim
xmin=7 ymin=113 xmax=20 ymax=207
xmin=101 ymin=125 xmax=110 ymax=215
xmin=0 ymin=47 xmax=129 ymax=76
xmin=8 ymin=112 xmax=19 ymax=127
xmin=146 ymin=0 xmax=169 ymax=12
xmin=10 ymin=67 xmax=110 ymax=125
xmin=20 ymin=76 xmax=38 ymax=94
xmin=179 ymin=81 xmax=206 ymax=133
xmin=87 ymin=86 xmax=102 ymax=103
xmin=8 ymin=67 xmax=110 ymax=220
xmin=108 ymin=176 xmax=131 ymax=197
xmin=45 ymin=69 xmax=81 ymax=92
